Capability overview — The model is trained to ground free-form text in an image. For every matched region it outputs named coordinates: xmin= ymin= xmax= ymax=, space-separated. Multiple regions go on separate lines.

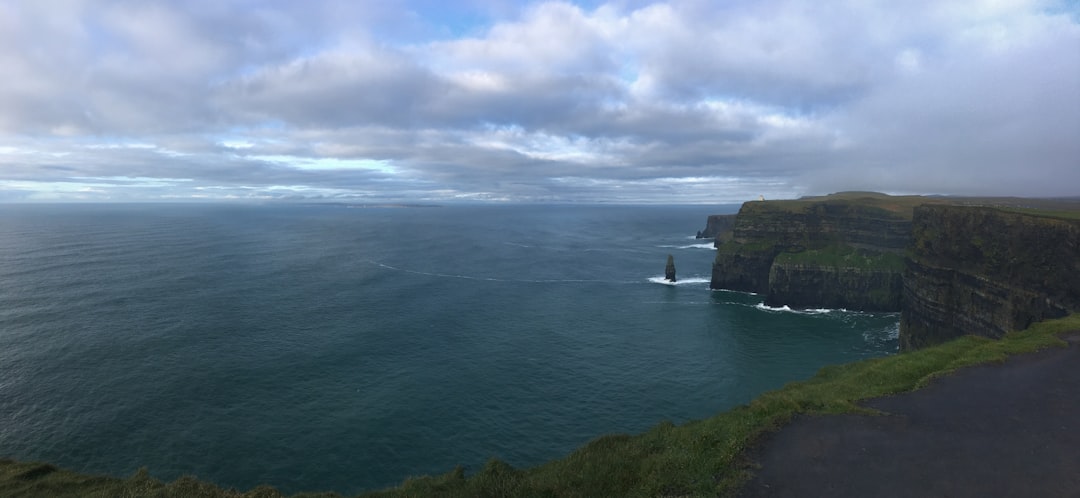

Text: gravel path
xmin=739 ymin=332 xmax=1080 ymax=498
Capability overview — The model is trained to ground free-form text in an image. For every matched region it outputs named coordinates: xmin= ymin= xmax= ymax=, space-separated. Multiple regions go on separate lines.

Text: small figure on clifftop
xmin=665 ymin=254 xmax=677 ymax=282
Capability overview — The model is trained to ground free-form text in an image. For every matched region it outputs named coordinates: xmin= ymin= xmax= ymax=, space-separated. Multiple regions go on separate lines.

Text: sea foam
xmin=648 ymin=276 xmax=711 ymax=286
xmin=754 ymin=303 xmax=845 ymax=315
xmin=658 ymin=243 xmax=717 ymax=250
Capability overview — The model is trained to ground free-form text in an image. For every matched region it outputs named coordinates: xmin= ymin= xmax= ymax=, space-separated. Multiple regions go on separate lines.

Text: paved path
xmin=739 ymin=332 xmax=1080 ymax=498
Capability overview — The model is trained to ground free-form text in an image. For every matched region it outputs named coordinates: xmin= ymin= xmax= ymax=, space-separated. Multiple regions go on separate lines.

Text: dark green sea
xmin=0 ymin=203 xmax=898 ymax=494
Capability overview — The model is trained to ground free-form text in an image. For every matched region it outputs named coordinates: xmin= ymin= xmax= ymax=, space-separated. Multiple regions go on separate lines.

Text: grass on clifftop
xmin=773 ymin=244 xmax=905 ymax=272
xmin=745 ymin=192 xmax=1080 ymax=222
xmin=745 ymin=192 xmax=945 ymax=220
xmin=3 ymin=314 xmax=1078 ymax=498
xmin=1000 ymin=206 xmax=1080 ymax=221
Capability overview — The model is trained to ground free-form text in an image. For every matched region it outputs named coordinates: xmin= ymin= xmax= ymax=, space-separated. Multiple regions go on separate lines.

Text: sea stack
xmin=665 ymin=254 xmax=677 ymax=282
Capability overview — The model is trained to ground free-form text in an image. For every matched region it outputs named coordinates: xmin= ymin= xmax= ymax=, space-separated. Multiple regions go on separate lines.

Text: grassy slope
xmin=4 ymin=314 xmax=1077 ymax=498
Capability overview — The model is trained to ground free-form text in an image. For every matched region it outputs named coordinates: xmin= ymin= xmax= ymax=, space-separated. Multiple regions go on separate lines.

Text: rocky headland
xmin=705 ymin=192 xmax=1080 ymax=349
xmin=695 ymin=214 xmax=737 ymax=241
xmin=708 ymin=192 xmax=922 ymax=312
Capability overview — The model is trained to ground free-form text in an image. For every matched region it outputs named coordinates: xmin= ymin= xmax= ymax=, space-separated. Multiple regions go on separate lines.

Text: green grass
xmin=773 ymin=244 xmax=905 ymax=272
xmin=998 ymin=206 xmax=1080 ymax=221
xmin=745 ymin=192 xmax=948 ymax=220
xmin=749 ymin=192 xmax=1080 ymax=222
xmin=3 ymin=314 xmax=1078 ymax=498
xmin=714 ymin=240 xmax=776 ymax=255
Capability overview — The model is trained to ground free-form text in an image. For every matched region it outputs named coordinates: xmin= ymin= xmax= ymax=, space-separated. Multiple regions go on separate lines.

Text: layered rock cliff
xmin=730 ymin=199 xmax=911 ymax=251
xmin=712 ymin=241 xmax=781 ymax=293
xmin=767 ymin=246 xmax=905 ymax=311
xmin=710 ymin=193 xmax=912 ymax=311
xmin=707 ymin=194 xmax=1080 ymax=347
xmin=899 ymin=206 xmax=1080 ymax=350
xmin=696 ymin=214 xmax=737 ymax=240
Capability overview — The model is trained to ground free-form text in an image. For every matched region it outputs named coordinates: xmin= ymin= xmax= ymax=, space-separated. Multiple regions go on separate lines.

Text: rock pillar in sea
xmin=665 ymin=254 xmax=677 ymax=282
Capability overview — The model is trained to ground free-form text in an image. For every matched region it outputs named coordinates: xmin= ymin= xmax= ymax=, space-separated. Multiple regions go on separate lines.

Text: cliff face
xmin=767 ymin=264 xmax=902 ymax=310
xmin=710 ymin=194 xmax=912 ymax=311
xmin=900 ymin=206 xmax=1080 ymax=350
xmin=706 ymin=195 xmax=1080 ymax=348
xmin=732 ymin=201 xmax=911 ymax=251
xmin=767 ymin=249 xmax=905 ymax=311
xmin=711 ymin=243 xmax=779 ymax=293
xmin=696 ymin=214 xmax=737 ymax=240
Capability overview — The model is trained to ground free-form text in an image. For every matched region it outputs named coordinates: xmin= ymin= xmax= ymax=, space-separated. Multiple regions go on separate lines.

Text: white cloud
xmin=425 ymin=2 xmax=617 ymax=75
xmin=252 ymin=155 xmax=397 ymax=174
xmin=0 ymin=0 xmax=1076 ymax=202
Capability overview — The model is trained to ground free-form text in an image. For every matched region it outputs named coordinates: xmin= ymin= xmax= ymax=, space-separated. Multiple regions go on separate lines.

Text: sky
xmin=0 ymin=0 xmax=1078 ymax=203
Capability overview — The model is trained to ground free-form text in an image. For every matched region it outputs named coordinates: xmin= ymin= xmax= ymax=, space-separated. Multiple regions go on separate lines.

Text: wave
xmin=863 ymin=322 xmax=901 ymax=343
xmin=657 ymin=243 xmax=717 ymax=250
xmin=753 ymin=303 xmax=847 ymax=315
xmin=709 ymin=288 xmax=760 ymax=296
xmin=647 ymin=276 xmax=711 ymax=286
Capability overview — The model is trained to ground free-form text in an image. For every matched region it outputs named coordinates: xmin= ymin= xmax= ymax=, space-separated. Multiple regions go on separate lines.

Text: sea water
xmin=0 ymin=203 xmax=899 ymax=494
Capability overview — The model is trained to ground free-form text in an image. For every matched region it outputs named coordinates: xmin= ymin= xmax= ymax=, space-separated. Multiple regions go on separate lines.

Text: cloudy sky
xmin=1 ymin=0 xmax=1077 ymax=203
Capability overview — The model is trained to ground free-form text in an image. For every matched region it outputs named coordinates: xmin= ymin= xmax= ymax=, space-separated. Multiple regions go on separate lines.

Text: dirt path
xmin=739 ymin=332 xmax=1080 ymax=498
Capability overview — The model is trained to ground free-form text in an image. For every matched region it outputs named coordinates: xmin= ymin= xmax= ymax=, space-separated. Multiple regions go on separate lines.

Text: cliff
xmin=730 ymin=197 xmax=912 ymax=251
xmin=710 ymin=193 xmax=913 ymax=311
xmin=767 ymin=246 xmax=904 ymax=311
xmin=708 ymin=194 xmax=1080 ymax=346
xmin=900 ymin=206 xmax=1080 ymax=350
xmin=696 ymin=214 xmax=737 ymax=240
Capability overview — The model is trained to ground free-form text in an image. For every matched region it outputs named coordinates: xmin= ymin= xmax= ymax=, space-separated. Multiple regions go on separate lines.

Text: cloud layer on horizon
xmin=1 ymin=0 xmax=1077 ymax=203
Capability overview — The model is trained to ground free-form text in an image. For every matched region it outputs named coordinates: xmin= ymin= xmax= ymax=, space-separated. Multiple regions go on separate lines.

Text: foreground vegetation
xmin=3 ymin=314 xmax=1078 ymax=498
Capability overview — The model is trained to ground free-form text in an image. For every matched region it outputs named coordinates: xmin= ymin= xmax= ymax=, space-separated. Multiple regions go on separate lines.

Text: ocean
xmin=0 ymin=203 xmax=899 ymax=495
